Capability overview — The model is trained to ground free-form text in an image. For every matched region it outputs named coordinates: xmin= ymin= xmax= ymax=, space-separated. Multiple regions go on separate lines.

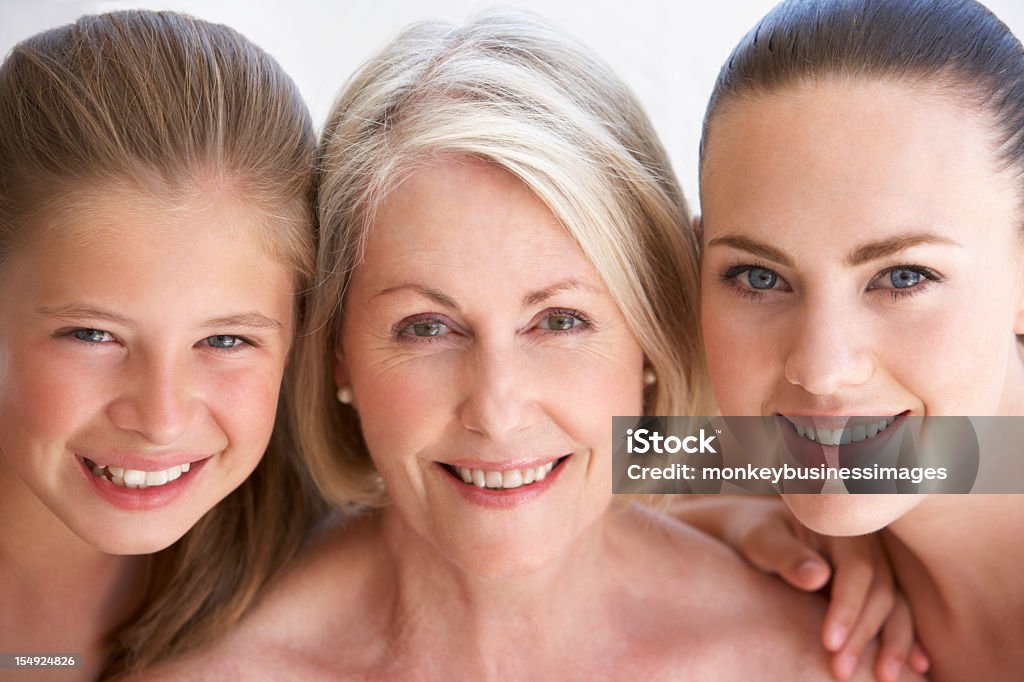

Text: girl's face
xmin=699 ymin=79 xmax=1024 ymax=533
xmin=0 ymin=185 xmax=295 ymax=554
xmin=338 ymin=157 xmax=646 ymax=576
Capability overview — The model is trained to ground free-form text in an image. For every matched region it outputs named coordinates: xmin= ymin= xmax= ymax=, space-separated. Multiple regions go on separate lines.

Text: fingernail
xmin=797 ymin=559 xmax=824 ymax=580
xmin=837 ymin=654 xmax=857 ymax=679
xmin=826 ymin=625 xmax=848 ymax=650
xmin=883 ymin=659 xmax=901 ymax=682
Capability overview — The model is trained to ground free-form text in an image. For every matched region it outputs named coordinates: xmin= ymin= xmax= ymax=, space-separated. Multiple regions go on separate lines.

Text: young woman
xmin=137 ymin=12 xmax=922 ymax=680
xmin=0 ymin=11 xmax=321 ymax=679
xmin=698 ymin=0 xmax=1024 ymax=679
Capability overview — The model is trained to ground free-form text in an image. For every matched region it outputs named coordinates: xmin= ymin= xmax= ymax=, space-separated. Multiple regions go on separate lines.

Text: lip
xmin=776 ymin=412 xmax=910 ymax=468
xmin=438 ymin=454 xmax=571 ymax=509
xmin=76 ymin=454 xmax=211 ymax=511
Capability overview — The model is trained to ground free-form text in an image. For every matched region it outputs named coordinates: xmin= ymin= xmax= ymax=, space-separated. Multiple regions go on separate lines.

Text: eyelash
xmin=719 ymin=262 xmax=944 ymax=302
xmin=56 ymin=328 xmax=255 ymax=353
xmin=392 ymin=308 xmax=593 ymax=343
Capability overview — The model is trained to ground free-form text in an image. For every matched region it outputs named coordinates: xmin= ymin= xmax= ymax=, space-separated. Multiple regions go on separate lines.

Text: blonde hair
xmin=292 ymin=11 xmax=712 ymax=508
xmin=0 ymin=11 xmax=323 ymax=678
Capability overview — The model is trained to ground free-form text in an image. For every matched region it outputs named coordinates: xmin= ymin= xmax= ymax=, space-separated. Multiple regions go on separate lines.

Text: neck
xmin=885 ymin=496 xmax=1024 ymax=678
xmin=375 ymin=506 xmax=624 ymax=676
xmin=0 ymin=459 xmax=147 ymax=668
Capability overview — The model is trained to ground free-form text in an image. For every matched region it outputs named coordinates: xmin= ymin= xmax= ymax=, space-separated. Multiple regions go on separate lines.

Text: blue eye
xmin=889 ymin=268 xmax=922 ymax=289
xmin=746 ymin=267 xmax=778 ymax=290
xmin=204 ymin=335 xmax=246 ymax=350
xmin=537 ymin=312 xmax=586 ymax=331
xmin=71 ymin=328 xmax=113 ymax=343
xmin=869 ymin=265 xmax=942 ymax=298
xmin=722 ymin=264 xmax=788 ymax=297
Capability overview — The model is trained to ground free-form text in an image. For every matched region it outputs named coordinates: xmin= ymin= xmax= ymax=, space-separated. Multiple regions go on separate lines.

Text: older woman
xmin=135 ymin=13 xmax=921 ymax=680
xmin=698 ymin=0 xmax=1024 ymax=679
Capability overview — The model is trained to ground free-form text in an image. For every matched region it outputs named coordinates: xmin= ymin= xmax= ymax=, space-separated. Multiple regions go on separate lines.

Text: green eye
xmin=411 ymin=321 xmax=449 ymax=337
xmin=538 ymin=313 xmax=584 ymax=331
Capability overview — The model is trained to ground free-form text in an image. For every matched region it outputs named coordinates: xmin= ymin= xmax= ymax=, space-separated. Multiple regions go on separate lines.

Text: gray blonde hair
xmin=292 ymin=11 xmax=711 ymax=508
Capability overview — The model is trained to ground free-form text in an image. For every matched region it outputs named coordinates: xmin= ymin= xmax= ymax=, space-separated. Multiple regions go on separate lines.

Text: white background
xmin=2 ymin=0 xmax=1023 ymax=210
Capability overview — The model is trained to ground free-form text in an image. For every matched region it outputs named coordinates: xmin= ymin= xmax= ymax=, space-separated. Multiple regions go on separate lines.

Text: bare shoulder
xmin=128 ymin=512 xmax=389 ymax=682
xmin=607 ymin=502 xmax=853 ymax=680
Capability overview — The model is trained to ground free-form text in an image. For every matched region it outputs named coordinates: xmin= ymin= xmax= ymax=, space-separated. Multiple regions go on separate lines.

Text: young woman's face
xmin=0 ymin=185 xmax=295 ymax=554
xmin=338 ymin=157 xmax=646 ymax=576
xmin=699 ymin=79 xmax=1024 ymax=533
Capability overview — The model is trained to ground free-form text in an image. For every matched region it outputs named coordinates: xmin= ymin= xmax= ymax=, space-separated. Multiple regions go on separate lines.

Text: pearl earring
xmin=643 ymin=368 xmax=657 ymax=387
xmin=336 ymin=386 xmax=354 ymax=404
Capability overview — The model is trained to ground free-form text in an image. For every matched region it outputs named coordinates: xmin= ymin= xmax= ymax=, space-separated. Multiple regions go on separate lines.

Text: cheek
xmin=204 ymin=361 xmax=285 ymax=468
xmin=350 ymin=355 xmax=450 ymax=469
xmin=0 ymin=344 xmax=107 ymax=449
xmin=702 ymin=303 xmax=779 ymax=414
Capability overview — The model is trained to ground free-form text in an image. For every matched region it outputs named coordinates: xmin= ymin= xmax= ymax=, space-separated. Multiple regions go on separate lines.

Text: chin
xmin=782 ymin=493 xmax=925 ymax=537
xmin=67 ymin=516 xmax=193 ymax=556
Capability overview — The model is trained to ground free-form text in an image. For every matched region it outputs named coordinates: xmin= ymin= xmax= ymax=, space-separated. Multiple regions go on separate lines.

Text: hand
xmin=670 ymin=496 xmax=930 ymax=682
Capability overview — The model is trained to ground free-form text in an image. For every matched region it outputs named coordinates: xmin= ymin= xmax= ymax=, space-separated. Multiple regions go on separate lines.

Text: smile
xmin=443 ymin=457 xmax=568 ymax=490
xmin=83 ymin=457 xmax=195 ymax=489
xmin=784 ymin=416 xmax=898 ymax=446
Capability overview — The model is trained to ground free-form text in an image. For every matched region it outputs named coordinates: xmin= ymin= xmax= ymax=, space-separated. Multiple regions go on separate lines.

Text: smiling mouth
xmin=442 ymin=456 xmax=570 ymax=490
xmin=783 ymin=415 xmax=902 ymax=446
xmin=83 ymin=457 xmax=196 ymax=489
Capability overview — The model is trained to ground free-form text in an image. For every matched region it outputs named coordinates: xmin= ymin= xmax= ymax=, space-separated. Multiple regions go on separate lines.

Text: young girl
xmin=0 ymin=11 xmax=322 ymax=679
xmin=698 ymin=0 xmax=1024 ymax=679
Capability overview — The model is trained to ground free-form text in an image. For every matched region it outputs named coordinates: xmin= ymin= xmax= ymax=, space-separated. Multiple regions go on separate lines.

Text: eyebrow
xmin=201 ymin=313 xmax=283 ymax=330
xmin=707 ymin=231 xmax=961 ymax=267
xmin=36 ymin=304 xmax=282 ymax=331
xmin=846 ymin=233 xmax=960 ymax=266
xmin=705 ymin=235 xmax=794 ymax=267
xmin=36 ymin=304 xmax=133 ymax=326
xmin=373 ymin=278 xmax=603 ymax=310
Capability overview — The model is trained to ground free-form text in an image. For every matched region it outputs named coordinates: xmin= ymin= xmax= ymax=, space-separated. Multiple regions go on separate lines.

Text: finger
xmin=823 ymin=555 xmax=877 ymax=652
xmin=743 ymin=521 xmax=832 ymax=590
xmin=908 ymin=644 xmax=930 ymax=675
xmin=831 ymin=577 xmax=895 ymax=680
xmin=874 ymin=597 xmax=914 ymax=682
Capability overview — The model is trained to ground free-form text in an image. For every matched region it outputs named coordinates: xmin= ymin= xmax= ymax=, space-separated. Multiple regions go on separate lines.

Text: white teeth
xmin=85 ymin=460 xmax=192 ymax=489
xmin=503 ymin=470 xmax=524 ymax=489
xmin=181 ymin=462 xmax=190 ymax=473
xmin=454 ymin=460 xmax=558 ymax=490
xmin=788 ymin=417 xmax=897 ymax=445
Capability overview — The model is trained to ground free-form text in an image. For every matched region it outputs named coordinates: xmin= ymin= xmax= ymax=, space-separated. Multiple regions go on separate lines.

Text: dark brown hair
xmin=700 ymin=0 xmax=1024 ymax=184
xmin=0 ymin=10 xmax=324 ymax=678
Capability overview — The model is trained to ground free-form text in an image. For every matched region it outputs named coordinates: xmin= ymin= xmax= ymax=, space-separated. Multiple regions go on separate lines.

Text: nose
xmin=107 ymin=351 xmax=193 ymax=446
xmin=783 ymin=299 xmax=874 ymax=396
xmin=457 ymin=338 xmax=531 ymax=440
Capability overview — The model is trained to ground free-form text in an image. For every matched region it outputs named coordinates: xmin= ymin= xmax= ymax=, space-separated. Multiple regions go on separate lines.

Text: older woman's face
xmin=338 ymin=157 xmax=645 ymax=575
xmin=699 ymin=78 xmax=1024 ymax=534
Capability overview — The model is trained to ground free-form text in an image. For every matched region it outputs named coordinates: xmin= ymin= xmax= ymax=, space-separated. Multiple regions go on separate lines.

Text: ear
xmin=1015 ymin=291 xmax=1024 ymax=335
xmin=692 ymin=214 xmax=703 ymax=255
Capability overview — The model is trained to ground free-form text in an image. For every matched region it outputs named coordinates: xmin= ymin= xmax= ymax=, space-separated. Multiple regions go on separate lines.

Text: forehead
xmin=700 ymin=77 xmax=1018 ymax=242
xmin=358 ymin=158 xmax=602 ymax=290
